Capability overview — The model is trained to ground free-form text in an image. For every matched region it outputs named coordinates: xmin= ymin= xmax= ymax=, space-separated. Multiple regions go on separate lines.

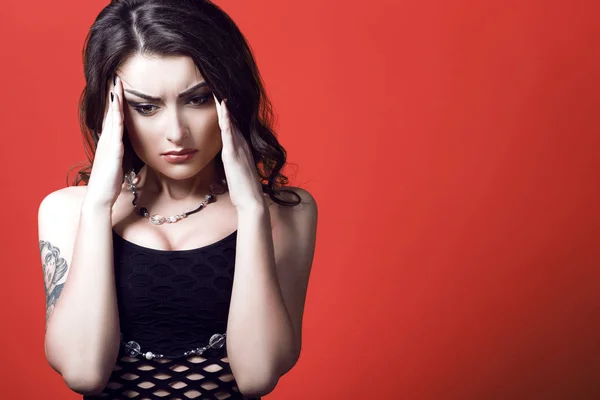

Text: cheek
xmin=206 ymin=119 xmax=224 ymax=152
xmin=189 ymin=112 xmax=222 ymax=145
xmin=192 ymin=108 xmax=220 ymax=133
xmin=208 ymin=120 xmax=222 ymax=143
xmin=123 ymin=113 xmax=158 ymax=151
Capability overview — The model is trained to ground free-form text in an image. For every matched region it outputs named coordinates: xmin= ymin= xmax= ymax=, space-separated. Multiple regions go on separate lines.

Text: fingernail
xmin=111 ymin=92 xmax=114 ymax=102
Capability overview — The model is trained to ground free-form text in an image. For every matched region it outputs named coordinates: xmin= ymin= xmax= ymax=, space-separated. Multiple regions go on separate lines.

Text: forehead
xmin=117 ymin=53 xmax=204 ymax=90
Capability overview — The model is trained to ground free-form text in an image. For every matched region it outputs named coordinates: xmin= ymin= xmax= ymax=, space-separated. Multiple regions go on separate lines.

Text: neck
xmin=136 ymin=160 xmax=224 ymax=201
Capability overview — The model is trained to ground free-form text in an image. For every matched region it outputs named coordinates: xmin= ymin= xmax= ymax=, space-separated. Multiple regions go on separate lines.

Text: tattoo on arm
xmin=39 ymin=240 xmax=68 ymax=323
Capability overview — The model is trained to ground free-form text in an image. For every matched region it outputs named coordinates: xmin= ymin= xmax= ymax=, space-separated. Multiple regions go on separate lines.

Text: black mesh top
xmin=83 ymin=229 xmax=261 ymax=400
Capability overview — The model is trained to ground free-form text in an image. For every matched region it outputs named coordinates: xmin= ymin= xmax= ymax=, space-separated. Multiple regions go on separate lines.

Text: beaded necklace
xmin=124 ymin=169 xmax=228 ymax=225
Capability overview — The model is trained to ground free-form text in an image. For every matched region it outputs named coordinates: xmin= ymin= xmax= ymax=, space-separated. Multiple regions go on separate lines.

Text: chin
xmin=152 ymin=157 xmax=218 ymax=179
xmin=160 ymin=165 xmax=206 ymax=179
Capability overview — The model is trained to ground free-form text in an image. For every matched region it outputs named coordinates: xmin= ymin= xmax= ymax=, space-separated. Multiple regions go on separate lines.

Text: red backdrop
xmin=1 ymin=0 xmax=599 ymax=398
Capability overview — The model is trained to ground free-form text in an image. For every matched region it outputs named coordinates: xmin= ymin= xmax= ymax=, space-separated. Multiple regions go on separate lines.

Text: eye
xmin=133 ymin=104 xmax=157 ymax=116
xmin=188 ymin=95 xmax=211 ymax=106
xmin=131 ymin=95 xmax=211 ymax=116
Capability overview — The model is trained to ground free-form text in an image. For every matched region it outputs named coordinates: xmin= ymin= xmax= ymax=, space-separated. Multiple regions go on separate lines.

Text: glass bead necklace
xmin=124 ymin=169 xmax=227 ymax=225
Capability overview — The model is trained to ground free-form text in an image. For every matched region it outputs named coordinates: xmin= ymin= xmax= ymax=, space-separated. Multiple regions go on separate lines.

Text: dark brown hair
xmin=68 ymin=0 xmax=300 ymax=207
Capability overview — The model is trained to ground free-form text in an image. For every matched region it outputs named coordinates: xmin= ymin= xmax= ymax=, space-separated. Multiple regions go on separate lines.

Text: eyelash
xmin=132 ymin=95 xmax=212 ymax=116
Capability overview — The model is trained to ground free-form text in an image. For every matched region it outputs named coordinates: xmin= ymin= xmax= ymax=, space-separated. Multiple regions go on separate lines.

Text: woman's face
xmin=117 ymin=53 xmax=222 ymax=180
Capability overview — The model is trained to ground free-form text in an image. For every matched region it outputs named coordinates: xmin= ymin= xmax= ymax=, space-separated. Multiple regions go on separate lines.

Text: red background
xmin=1 ymin=0 xmax=599 ymax=398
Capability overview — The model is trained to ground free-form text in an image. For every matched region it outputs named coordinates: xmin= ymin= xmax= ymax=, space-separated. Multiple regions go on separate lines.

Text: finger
xmin=219 ymin=99 xmax=235 ymax=150
xmin=100 ymin=91 xmax=113 ymax=142
xmin=212 ymin=94 xmax=228 ymax=137
xmin=111 ymin=91 xmax=123 ymax=141
xmin=100 ymin=81 xmax=114 ymax=137
xmin=221 ymin=99 xmax=232 ymax=132
xmin=213 ymin=93 xmax=222 ymax=121
xmin=103 ymin=79 xmax=113 ymax=120
xmin=113 ymin=75 xmax=124 ymax=135
xmin=115 ymin=75 xmax=124 ymax=124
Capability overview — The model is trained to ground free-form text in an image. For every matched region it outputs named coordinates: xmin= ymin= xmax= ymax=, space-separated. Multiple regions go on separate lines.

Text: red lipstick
xmin=162 ymin=148 xmax=197 ymax=163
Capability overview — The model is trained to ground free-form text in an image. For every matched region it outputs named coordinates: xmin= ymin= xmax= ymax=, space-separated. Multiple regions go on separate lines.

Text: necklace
xmin=124 ymin=169 xmax=227 ymax=225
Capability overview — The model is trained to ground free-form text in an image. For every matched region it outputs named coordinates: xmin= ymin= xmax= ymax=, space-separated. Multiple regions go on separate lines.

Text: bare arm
xmin=226 ymin=188 xmax=318 ymax=397
xmin=39 ymin=187 xmax=121 ymax=395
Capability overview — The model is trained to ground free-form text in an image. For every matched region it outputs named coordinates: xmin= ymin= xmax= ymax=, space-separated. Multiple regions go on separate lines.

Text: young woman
xmin=38 ymin=1 xmax=318 ymax=398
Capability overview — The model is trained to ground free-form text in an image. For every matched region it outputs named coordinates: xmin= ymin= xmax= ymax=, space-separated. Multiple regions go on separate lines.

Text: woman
xmin=37 ymin=0 xmax=318 ymax=398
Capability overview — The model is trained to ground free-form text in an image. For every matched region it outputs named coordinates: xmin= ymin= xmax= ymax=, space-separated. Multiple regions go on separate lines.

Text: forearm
xmin=226 ymin=205 xmax=298 ymax=394
xmin=45 ymin=201 xmax=120 ymax=387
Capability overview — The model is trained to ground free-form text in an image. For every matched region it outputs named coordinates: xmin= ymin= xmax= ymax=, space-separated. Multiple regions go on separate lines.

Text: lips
xmin=162 ymin=149 xmax=198 ymax=164
xmin=162 ymin=149 xmax=196 ymax=155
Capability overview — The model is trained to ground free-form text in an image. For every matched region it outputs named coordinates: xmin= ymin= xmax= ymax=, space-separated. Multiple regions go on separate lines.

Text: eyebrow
xmin=124 ymin=81 xmax=208 ymax=102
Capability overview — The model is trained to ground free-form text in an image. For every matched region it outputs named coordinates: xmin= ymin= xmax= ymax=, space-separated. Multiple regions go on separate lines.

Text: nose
xmin=165 ymin=109 xmax=190 ymax=144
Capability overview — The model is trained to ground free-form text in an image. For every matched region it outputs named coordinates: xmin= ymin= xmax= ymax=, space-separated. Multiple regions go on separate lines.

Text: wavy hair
xmin=68 ymin=0 xmax=300 ymax=207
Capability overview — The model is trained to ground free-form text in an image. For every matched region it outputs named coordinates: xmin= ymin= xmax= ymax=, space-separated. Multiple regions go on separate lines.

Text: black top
xmin=83 ymin=229 xmax=261 ymax=400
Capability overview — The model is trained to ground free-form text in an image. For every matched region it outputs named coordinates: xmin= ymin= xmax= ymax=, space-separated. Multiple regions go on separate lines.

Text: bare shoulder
xmin=264 ymin=186 xmax=318 ymax=237
xmin=38 ymin=186 xmax=88 ymax=218
xmin=38 ymin=185 xmax=89 ymax=259
xmin=268 ymin=185 xmax=318 ymax=248
xmin=283 ymin=186 xmax=317 ymax=207
xmin=268 ymin=186 xmax=317 ymax=215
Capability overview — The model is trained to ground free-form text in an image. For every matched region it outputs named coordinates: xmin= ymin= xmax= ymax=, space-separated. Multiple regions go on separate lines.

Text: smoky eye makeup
xmin=126 ymin=92 xmax=214 ymax=116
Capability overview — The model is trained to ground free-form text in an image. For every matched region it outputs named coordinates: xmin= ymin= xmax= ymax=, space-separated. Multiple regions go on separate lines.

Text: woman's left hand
xmin=214 ymin=94 xmax=266 ymax=214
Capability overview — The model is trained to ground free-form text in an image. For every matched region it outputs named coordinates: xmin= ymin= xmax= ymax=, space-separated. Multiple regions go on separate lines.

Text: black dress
xmin=83 ymin=229 xmax=261 ymax=400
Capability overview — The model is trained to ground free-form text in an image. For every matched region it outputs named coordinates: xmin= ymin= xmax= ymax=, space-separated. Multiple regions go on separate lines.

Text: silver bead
xmin=145 ymin=351 xmax=154 ymax=360
xmin=209 ymin=333 xmax=226 ymax=349
xmin=149 ymin=214 xmax=166 ymax=225
xmin=125 ymin=170 xmax=136 ymax=185
xmin=126 ymin=341 xmax=141 ymax=357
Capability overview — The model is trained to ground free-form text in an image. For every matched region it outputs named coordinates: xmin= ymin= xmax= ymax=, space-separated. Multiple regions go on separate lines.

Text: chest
xmin=112 ymin=227 xmax=238 ymax=353
xmin=110 ymin=187 xmax=280 ymax=252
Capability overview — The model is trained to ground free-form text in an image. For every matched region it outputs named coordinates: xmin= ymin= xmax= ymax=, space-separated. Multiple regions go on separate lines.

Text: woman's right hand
xmin=84 ymin=75 xmax=125 ymax=209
